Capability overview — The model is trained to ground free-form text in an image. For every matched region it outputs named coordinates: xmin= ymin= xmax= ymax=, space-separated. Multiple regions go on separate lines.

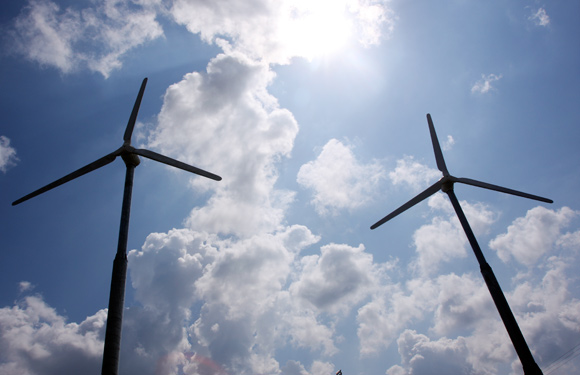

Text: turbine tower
xmin=371 ymin=114 xmax=551 ymax=375
xmin=12 ymin=78 xmax=222 ymax=375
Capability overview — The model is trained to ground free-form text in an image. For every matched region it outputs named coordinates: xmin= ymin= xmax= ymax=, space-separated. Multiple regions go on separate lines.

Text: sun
xmin=281 ymin=0 xmax=355 ymax=60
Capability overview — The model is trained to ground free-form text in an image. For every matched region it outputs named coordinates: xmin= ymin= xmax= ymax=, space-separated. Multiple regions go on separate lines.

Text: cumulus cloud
xmin=0 ymin=295 xmax=105 ymax=375
xmin=127 ymin=31 xmax=377 ymax=372
xmin=297 ymin=139 xmax=385 ymax=216
xmin=290 ymin=243 xmax=383 ymax=314
xmin=431 ymin=273 xmax=493 ymax=336
xmin=357 ymin=272 xmax=491 ymax=358
xmin=529 ymin=8 xmax=550 ymax=27
xmin=386 ymin=330 xmax=484 ymax=375
xmin=489 ymin=206 xmax=578 ymax=266
xmin=10 ymin=0 xmax=164 ymax=77
xmin=389 ymin=156 xmax=440 ymax=191
xmin=9 ymin=0 xmax=396 ymax=75
xmin=471 ymin=73 xmax=502 ymax=94
xmin=381 ymin=262 xmax=580 ymax=375
xmin=412 ymin=214 xmax=467 ymax=275
xmin=381 ymin=205 xmax=580 ymax=375
xmin=148 ymin=52 xmax=299 ymax=236
xmin=0 ymin=135 xmax=18 ymax=172
xmin=410 ymin=194 xmax=496 ymax=275
xmin=357 ymin=281 xmax=438 ymax=356
xmin=125 ymin=225 xmax=344 ymax=373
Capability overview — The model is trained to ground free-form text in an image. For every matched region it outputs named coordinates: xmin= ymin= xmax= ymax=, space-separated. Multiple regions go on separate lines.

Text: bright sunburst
xmin=281 ymin=0 xmax=355 ymax=60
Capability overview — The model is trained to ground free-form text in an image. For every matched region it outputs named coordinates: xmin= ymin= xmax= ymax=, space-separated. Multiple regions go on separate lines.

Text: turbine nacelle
xmin=371 ymin=113 xmax=552 ymax=230
xmin=440 ymin=176 xmax=454 ymax=193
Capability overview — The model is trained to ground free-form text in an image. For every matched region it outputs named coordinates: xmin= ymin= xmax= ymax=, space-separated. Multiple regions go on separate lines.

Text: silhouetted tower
xmin=13 ymin=78 xmax=222 ymax=375
xmin=371 ymin=114 xmax=549 ymax=375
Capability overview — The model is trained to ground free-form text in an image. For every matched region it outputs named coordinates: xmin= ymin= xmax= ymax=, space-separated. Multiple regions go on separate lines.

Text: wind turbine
xmin=371 ymin=114 xmax=551 ymax=375
xmin=12 ymin=78 xmax=222 ymax=375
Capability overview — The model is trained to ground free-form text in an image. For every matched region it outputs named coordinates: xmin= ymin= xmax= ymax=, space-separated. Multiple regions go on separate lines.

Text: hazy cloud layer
xmin=170 ymin=0 xmax=395 ymax=63
xmin=9 ymin=0 xmax=396 ymax=76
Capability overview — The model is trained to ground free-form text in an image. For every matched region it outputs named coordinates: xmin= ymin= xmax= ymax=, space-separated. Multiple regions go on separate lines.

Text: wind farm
xmin=3 ymin=2 xmax=579 ymax=373
xmin=371 ymin=114 xmax=552 ymax=375
xmin=12 ymin=78 xmax=221 ymax=375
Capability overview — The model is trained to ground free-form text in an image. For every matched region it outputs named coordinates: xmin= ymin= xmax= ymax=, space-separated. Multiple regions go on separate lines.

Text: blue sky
xmin=1 ymin=1 xmax=579 ymax=374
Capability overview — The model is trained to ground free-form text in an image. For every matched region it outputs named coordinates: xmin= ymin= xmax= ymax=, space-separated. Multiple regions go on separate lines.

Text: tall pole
xmin=445 ymin=186 xmax=543 ymax=375
xmin=102 ymin=152 xmax=140 ymax=375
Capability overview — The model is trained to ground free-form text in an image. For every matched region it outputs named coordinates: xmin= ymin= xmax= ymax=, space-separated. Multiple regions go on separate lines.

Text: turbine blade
xmin=454 ymin=177 xmax=553 ymax=203
xmin=427 ymin=113 xmax=449 ymax=176
xmin=123 ymin=78 xmax=148 ymax=143
xmin=12 ymin=151 xmax=119 ymax=206
xmin=133 ymin=148 xmax=222 ymax=181
xmin=371 ymin=181 xmax=442 ymax=229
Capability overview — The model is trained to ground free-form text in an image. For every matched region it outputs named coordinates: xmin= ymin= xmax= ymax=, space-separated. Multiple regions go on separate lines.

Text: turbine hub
xmin=440 ymin=176 xmax=455 ymax=193
xmin=121 ymin=147 xmax=141 ymax=167
xmin=441 ymin=180 xmax=454 ymax=192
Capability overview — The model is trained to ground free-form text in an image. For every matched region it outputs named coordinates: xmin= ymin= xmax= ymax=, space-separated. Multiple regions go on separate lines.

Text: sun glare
xmin=282 ymin=0 xmax=354 ymax=60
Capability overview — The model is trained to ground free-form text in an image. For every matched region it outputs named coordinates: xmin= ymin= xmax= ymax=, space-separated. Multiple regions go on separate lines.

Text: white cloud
xmin=290 ymin=243 xmax=383 ymax=314
xmin=357 ymin=278 xmax=440 ymax=356
xmin=489 ymin=206 xmax=578 ymax=266
xmin=386 ymin=330 xmax=499 ymax=375
xmin=11 ymin=0 xmax=164 ymax=77
xmin=171 ymin=0 xmax=396 ymax=64
xmin=18 ymin=281 xmax=34 ymax=293
xmin=0 ymin=296 xmax=105 ymax=375
xmin=0 ymin=135 xmax=18 ymax=173
xmin=297 ymin=139 xmax=386 ymax=216
xmin=410 ymin=194 xmax=496 ymax=275
xmin=349 ymin=0 xmax=396 ymax=47
xmin=357 ymin=272 xmax=491 ymax=359
xmin=148 ymin=52 xmax=299 ymax=237
xmin=431 ymin=273 xmax=493 ymax=336
xmin=193 ymin=226 xmax=319 ymax=319
xmin=557 ymin=229 xmax=580 ymax=249
xmin=442 ymin=135 xmax=455 ymax=151
xmin=389 ymin=156 xmax=440 ymax=191
xmin=412 ymin=215 xmax=467 ymax=275
xmin=529 ymin=8 xmax=550 ymax=27
xmin=383 ymin=261 xmax=580 ymax=375
xmin=382 ymin=205 xmax=580 ymax=375
xmin=471 ymin=73 xmax=502 ymax=94
xmin=125 ymin=224 xmax=344 ymax=373
xmin=10 ymin=0 xmax=396 ymax=75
